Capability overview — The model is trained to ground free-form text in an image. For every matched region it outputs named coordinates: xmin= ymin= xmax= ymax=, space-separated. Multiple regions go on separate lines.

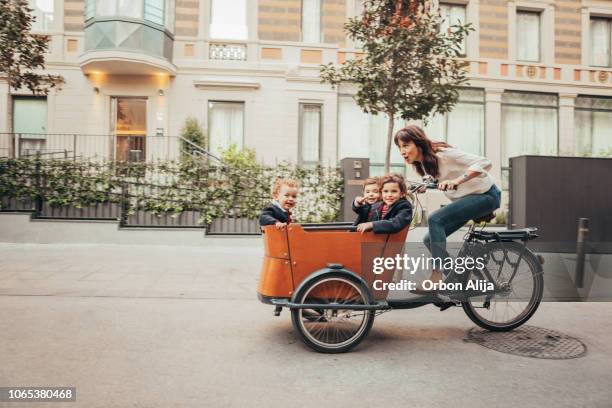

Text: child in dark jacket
xmin=259 ymin=178 xmax=299 ymax=229
xmin=356 ymin=173 xmax=412 ymax=234
xmin=352 ymin=177 xmax=382 ymax=225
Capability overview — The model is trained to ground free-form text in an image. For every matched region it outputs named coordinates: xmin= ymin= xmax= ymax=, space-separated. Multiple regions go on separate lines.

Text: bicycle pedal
xmin=273 ymin=306 xmax=282 ymax=316
xmin=438 ymin=302 xmax=456 ymax=312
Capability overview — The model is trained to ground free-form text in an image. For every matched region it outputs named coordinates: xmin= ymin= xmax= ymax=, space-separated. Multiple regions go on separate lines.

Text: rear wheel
xmin=462 ymin=242 xmax=543 ymax=331
xmin=291 ymin=273 xmax=375 ymax=353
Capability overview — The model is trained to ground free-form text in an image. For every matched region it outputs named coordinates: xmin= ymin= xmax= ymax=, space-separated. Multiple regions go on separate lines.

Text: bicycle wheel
xmin=462 ymin=241 xmax=543 ymax=331
xmin=291 ymin=273 xmax=375 ymax=353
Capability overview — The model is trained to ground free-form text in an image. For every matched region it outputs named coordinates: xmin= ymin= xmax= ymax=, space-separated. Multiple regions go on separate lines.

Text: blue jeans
xmin=423 ymin=185 xmax=501 ymax=268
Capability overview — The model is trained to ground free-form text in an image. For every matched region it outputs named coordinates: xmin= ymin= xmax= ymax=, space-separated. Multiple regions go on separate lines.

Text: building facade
xmin=1 ymin=0 xmax=612 ymax=212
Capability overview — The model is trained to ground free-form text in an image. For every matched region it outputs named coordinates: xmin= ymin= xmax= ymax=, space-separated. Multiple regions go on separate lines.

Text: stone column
xmin=559 ymin=93 xmax=577 ymax=157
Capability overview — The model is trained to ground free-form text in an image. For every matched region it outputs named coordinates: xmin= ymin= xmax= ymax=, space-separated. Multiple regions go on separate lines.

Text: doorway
xmin=112 ymin=97 xmax=147 ymax=162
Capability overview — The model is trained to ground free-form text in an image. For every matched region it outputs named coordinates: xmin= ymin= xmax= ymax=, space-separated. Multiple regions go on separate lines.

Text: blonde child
xmin=259 ymin=178 xmax=299 ymax=229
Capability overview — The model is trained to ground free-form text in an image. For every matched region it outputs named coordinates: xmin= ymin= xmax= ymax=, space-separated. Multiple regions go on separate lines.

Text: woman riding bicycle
xmin=394 ymin=125 xmax=501 ymax=292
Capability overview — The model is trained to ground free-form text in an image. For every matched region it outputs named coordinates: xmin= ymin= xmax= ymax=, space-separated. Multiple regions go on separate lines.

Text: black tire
xmin=462 ymin=241 xmax=543 ymax=332
xmin=291 ymin=273 xmax=375 ymax=353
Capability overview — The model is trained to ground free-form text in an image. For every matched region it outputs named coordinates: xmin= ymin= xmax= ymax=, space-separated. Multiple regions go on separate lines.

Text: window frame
xmin=516 ymin=10 xmax=541 ymax=63
xmin=424 ymin=88 xmax=486 ymax=156
xmin=574 ymin=95 xmax=612 ymax=157
xmin=298 ymin=103 xmax=323 ymax=167
xmin=207 ymin=100 xmax=246 ymax=157
xmin=28 ymin=0 xmax=55 ymax=32
xmin=301 ymin=0 xmax=322 ymax=44
xmin=439 ymin=2 xmax=468 ymax=58
xmin=500 ymin=90 xmax=559 ymax=165
xmin=589 ymin=17 xmax=612 ymax=68
xmin=209 ymin=0 xmax=248 ymax=40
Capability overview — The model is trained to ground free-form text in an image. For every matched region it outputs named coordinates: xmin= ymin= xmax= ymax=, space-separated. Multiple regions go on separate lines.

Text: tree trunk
xmin=6 ymin=74 xmax=14 ymax=157
xmin=384 ymin=114 xmax=395 ymax=174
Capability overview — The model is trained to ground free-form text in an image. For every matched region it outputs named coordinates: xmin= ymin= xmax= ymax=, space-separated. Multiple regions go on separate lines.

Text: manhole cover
xmin=466 ymin=325 xmax=587 ymax=359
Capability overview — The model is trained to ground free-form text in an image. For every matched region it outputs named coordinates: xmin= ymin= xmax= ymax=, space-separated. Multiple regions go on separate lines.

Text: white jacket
xmin=425 ymin=147 xmax=496 ymax=201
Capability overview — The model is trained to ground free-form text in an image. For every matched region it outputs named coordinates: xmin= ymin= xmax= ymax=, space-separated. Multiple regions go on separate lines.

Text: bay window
xmin=86 ymin=0 xmax=174 ymax=30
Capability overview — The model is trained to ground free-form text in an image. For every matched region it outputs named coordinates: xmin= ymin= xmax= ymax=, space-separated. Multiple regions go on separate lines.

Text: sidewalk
xmin=0 ymin=242 xmax=611 ymax=408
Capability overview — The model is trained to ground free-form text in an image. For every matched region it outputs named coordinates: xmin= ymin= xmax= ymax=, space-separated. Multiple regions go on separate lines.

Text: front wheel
xmin=462 ymin=241 xmax=543 ymax=332
xmin=291 ymin=273 xmax=375 ymax=353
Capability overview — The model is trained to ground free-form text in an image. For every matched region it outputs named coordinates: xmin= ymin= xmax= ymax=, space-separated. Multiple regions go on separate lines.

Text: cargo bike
xmin=257 ymin=181 xmax=544 ymax=353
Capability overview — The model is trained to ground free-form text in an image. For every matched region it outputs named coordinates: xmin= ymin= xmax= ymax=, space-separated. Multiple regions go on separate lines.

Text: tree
xmin=320 ymin=0 xmax=472 ymax=173
xmin=179 ymin=117 xmax=206 ymax=160
xmin=0 ymin=0 xmax=64 ymax=133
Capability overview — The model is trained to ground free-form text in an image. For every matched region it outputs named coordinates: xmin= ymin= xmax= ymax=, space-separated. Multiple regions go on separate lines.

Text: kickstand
xmin=273 ymin=306 xmax=282 ymax=316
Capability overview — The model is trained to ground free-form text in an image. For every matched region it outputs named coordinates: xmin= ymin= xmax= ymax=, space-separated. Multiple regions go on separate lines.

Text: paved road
xmin=1 ymin=242 xmax=611 ymax=408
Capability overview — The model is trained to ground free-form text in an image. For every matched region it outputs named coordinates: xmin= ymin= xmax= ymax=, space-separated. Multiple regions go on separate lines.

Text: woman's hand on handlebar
xmin=438 ymin=179 xmax=459 ymax=191
xmin=356 ymin=222 xmax=373 ymax=233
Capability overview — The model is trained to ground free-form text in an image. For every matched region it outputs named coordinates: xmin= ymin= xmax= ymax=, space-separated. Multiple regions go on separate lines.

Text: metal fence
xmin=0 ymin=133 xmax=222 ymax=164
xmin=0 ymin=156 xmax=266 ymax=234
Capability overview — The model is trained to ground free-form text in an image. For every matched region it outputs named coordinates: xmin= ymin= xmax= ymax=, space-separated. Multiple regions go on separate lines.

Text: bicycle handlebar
xmin=408 ymin=180 xmax=457 ymax=192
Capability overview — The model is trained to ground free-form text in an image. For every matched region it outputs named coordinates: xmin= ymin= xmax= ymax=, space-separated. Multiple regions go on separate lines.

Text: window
xmin=575 ymin=96 xmax=612 ymax=157
xmin=13 ymin=97 xmax=48 ymax=155
xmin=517 ymin=11 xmax=540 ymax=62
xmin=208 ymin=102 xmax=245 ymax=157
xmin=440 ymin=3 xmax=467 ymax=55
xmin=501 ymin=92 xmax=558 ymax=165
xmin=338 ymin=97 xmax=406 ymax=176
xmin=210 ymin=0 xmax=248 ymax=40
xmin=590 ymin=18 xmax=611 ymax=67
xmin=423 ymin=89 xmax=485 ymax=156
xmin=144 ymin=0 xmax=164 ymax=25
xmin=29 ymin=0 xmax=54 ymax=31
xmin=299 ymin=104 xmax=322 ymax=166
xmin=88 ymin=0 xmax=172 ymax=28
xmin=302 ymin=0 xmax=321 ymax=43
xmin=352 ymin=0 xmax=365 ymax=48
xmin=13 ymin=97 xmax=47 ymax=135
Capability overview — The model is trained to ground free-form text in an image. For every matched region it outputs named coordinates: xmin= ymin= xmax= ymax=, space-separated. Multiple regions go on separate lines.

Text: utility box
xmin=340 ymin=157 xmax=370 ymax=222
xmin=509 ymin=155 xmax=612 ymax=253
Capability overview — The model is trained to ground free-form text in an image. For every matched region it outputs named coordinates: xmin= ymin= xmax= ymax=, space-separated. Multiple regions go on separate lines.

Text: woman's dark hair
xmin=393 ymin=125 xmax=451 ymax=178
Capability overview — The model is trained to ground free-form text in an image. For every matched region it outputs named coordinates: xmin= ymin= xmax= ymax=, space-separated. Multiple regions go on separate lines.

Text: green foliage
xmin=0 ymin=0 xmax=64 ymax=95
xmin=320 ymin=0 xmax=472 ymax=172
xmin=179 ymin=117 xmax=206 ymax=160
xmin=0 ymin=149 xmax=344 ymax=225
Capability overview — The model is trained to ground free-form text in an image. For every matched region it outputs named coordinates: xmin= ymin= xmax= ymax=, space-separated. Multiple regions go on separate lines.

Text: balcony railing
xmin=209 ymin=43 xmax=247 ymax=61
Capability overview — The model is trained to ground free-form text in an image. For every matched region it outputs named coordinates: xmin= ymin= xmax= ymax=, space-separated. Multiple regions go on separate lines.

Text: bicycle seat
xmin=472 ymin=212 xmax=495 ymax=224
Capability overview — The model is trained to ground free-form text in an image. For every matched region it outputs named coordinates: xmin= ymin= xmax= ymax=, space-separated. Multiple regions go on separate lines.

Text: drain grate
xmin=466 ymin=325 xmax=587 ymax=359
